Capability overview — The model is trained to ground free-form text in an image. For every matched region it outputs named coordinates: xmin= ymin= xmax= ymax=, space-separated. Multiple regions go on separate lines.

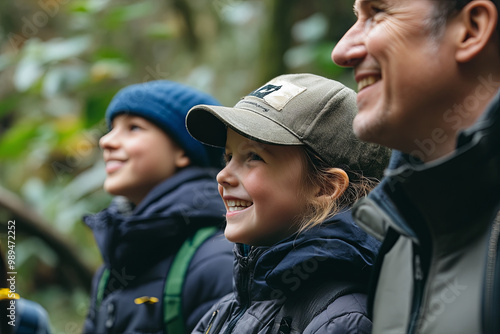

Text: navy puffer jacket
xmin=83 ymin=167 xmax=234 ymax=334
xmin=192 ymin=210 xmax=380 ymax=334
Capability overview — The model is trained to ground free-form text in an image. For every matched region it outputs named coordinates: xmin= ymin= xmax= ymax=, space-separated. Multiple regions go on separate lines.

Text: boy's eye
xmin=130 ymin=124 xmax=141 ymax=131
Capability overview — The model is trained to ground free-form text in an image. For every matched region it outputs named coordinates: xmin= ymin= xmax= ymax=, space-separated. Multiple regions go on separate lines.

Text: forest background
xmin=0 ymin=0 xmax=356 ymax=332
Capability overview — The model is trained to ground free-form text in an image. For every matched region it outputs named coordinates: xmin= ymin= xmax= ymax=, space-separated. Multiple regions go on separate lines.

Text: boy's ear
xmin=455 ymin=0 xmax=498 ymax=63
xmin=175 ymin=152 xmax=191 ymax=169
xmin=316 ymin=168 xmax=349 ymax=201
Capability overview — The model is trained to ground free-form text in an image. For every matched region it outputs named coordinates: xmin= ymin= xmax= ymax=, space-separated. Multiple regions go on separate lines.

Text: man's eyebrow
xmin=353 ymin=2 xmax=359 ymax=17
xmin=354 ymin=0 xmax=386 ymax=16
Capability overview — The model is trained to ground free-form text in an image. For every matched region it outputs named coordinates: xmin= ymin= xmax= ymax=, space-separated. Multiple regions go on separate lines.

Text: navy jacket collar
xmin=232 ymin=210 xmax=380 ymax=302
xmin=366 ymin=89 xmax=500 ymax=242
xmin=84 ymin=167 xmax=225 ymax=272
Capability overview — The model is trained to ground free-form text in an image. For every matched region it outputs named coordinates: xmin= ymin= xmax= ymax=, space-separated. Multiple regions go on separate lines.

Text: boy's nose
xmin=332 ymin=22 xmax=367 ymax=67
xmin=99 ymin=130 xmax=119 ymax=150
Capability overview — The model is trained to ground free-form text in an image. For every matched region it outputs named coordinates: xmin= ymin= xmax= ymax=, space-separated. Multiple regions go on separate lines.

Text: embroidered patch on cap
xmin=249 ymin=80 xmax=306 ymax=111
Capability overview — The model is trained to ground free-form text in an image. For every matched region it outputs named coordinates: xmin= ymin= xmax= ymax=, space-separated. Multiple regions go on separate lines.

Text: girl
xmin=185 ymin=73 xmax=391 ymax=333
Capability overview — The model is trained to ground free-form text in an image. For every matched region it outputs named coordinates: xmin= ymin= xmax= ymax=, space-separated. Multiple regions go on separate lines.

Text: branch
xmin=0 ymin=186 xmax=93 ymax=292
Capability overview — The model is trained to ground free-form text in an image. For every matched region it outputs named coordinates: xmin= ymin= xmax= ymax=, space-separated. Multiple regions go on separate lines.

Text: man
xmin=332 ymin=1 xmax=500 ymax=333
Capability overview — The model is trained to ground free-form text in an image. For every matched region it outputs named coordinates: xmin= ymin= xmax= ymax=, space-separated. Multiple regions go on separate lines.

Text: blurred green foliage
xmin=0 ymin=0 xmax=355 ymax=332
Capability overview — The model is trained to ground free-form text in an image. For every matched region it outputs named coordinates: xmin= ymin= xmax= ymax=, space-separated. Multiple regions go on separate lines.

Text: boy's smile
xmin=217 ymin=129 xmax=314 ymax=246
xmin=104 ymin=158 xmax=126 ymax=174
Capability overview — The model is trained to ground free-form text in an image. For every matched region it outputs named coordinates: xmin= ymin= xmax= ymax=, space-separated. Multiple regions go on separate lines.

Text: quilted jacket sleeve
xmin=304 ymin=293 xmax=372 ymax=334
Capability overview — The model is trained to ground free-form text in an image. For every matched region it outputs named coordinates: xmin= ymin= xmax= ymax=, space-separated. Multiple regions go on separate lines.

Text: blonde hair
xmin=299 ymin=148 xmax=380 ymax=231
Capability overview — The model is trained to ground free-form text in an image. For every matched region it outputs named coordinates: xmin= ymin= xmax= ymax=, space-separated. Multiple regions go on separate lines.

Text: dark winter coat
xmin=351 ymin=90 xmax=500 ymax=333
xmin=83 ymin=167 xmax=234 ymax=334
xmin=192 ymin=210 xmax=380 ymax=334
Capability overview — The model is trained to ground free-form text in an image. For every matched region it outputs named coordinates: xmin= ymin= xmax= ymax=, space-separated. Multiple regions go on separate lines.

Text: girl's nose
xmin=217 ymin=164 xmax=237 ymax=187
xmin=331 ymin=21 xmax=367 ymax=67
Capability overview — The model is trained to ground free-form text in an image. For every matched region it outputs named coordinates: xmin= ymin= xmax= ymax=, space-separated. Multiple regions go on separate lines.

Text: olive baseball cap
xmin=186 ymin=73 xmax=390 ymax=179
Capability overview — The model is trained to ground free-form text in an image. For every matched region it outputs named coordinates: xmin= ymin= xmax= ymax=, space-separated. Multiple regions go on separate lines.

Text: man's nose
xmin=332 ymin=22 xmax=367 ymax=67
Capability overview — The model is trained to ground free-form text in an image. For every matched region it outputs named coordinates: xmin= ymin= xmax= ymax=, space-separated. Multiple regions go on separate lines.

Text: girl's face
xmin=217 ymin=128 xmax=314 ymax=246
xmin=99 ymin=114 xmax=189 ymax=205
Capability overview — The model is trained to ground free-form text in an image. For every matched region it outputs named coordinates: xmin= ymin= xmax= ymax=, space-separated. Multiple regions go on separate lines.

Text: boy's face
xmin=100 ymin=114 xmax=190 ymax=205
xmin=217 ymin=129 xmax=315 ymax=246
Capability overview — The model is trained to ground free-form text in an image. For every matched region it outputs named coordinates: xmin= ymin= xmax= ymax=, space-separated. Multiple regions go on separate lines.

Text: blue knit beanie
xmin=105 ymin=80 xmax=222 ymax=167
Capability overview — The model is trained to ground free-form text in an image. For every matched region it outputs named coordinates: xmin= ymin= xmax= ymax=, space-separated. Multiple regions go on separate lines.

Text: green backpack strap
xmin=95 ymin=267 xmax=110 ymax=310
xmin=164 ymin=226 xmax=218 ymax=334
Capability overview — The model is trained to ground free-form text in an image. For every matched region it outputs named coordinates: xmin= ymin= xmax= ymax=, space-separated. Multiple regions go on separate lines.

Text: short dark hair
xmin=432 ymin=0 xmax=500 ymax=45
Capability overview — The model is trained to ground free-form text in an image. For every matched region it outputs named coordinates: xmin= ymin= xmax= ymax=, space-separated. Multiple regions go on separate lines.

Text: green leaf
xmin=69 ymin=0 xmax=111 ymax=13
xmin=42 ymin=36 xmax=92 ymax=63
xmin=292 ymin=13 xmax=328 ymax=43
xmin=0 ymin=121 xmax=39 ymax=158
xmin=13 ymin=57 xmax=44 ymax=92
xmin=145 ymin=23 xmax=174 ymax=39
xmin=43 ymin=64 xmax=89 ymax=97
xmin=104 ymin=2 xmax=155 ymax=29
xmin=0 ymin=94 xmax=22 ymax=119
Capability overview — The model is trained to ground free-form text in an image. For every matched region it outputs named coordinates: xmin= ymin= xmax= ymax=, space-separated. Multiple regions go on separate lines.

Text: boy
xmin=83 ymin=80 xmax=234 ymax=334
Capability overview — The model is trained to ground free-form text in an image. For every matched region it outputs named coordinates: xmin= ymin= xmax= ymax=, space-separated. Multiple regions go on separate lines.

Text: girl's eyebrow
xmin=239 ymin=140 xmax=269 ymax=153
xmin=225 ymin=139 xmax=271 ymax=157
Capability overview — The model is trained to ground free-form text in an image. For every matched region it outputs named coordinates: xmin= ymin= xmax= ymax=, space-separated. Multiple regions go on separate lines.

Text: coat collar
xmin=355 ymin=89 xmax=500 ymax=246
xmin=84 ymin=167 xmax=225 ymax=272
xmin=232 ymin=211 xmax=380 ymax=302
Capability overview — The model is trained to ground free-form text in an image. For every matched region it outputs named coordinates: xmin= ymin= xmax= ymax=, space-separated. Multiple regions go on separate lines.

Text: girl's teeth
xmin=226 ymin=200 xmax=253 ymax=211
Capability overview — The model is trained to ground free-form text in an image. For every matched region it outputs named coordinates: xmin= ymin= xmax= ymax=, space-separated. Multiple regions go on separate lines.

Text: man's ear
xmin=455 ymin=0 xmax=498 ymax=63
xmin=316 ymin=168 xmax=349 ymax=202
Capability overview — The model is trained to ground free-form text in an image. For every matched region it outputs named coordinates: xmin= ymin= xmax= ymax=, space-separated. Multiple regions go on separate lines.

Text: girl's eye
xmin=248 ymin=153 xmax=264 ymax=162
xmin=223 ymin=153 xmax=232 ymax=165
xmin=130 ymin=124 xmax=141 ymax=131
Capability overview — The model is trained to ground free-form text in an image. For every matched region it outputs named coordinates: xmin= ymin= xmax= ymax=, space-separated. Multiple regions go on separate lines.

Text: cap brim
xmin=186 ymin=104 xmax=302 ymax=147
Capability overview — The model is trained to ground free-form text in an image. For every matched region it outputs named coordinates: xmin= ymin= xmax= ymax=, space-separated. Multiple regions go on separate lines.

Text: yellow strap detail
xmin=134 ymin=296 xmax=159 ymax=305
xmin=0 ymin=288 xmax=19 ymax=300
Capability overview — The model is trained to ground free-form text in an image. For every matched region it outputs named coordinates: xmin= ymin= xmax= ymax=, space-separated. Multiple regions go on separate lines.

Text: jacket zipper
xmin=205 ymin=310 xmax=219 ymax=334
xmin=223 ymin=258 xmax=250 ymax=334
xmin=484 ymin=212 xmax=500 ymax=332
xmin=407 ymin=253 xmax=424 ymax=334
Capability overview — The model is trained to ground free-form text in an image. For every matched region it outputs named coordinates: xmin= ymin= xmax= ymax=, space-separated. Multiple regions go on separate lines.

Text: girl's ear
xmin=316 ymin=168 xmax=349 ymax=201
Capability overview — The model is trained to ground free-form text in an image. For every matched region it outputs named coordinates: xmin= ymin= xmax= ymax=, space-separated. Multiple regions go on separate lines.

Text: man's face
xmin=332 ymin=0 xmax=458 ymax=154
